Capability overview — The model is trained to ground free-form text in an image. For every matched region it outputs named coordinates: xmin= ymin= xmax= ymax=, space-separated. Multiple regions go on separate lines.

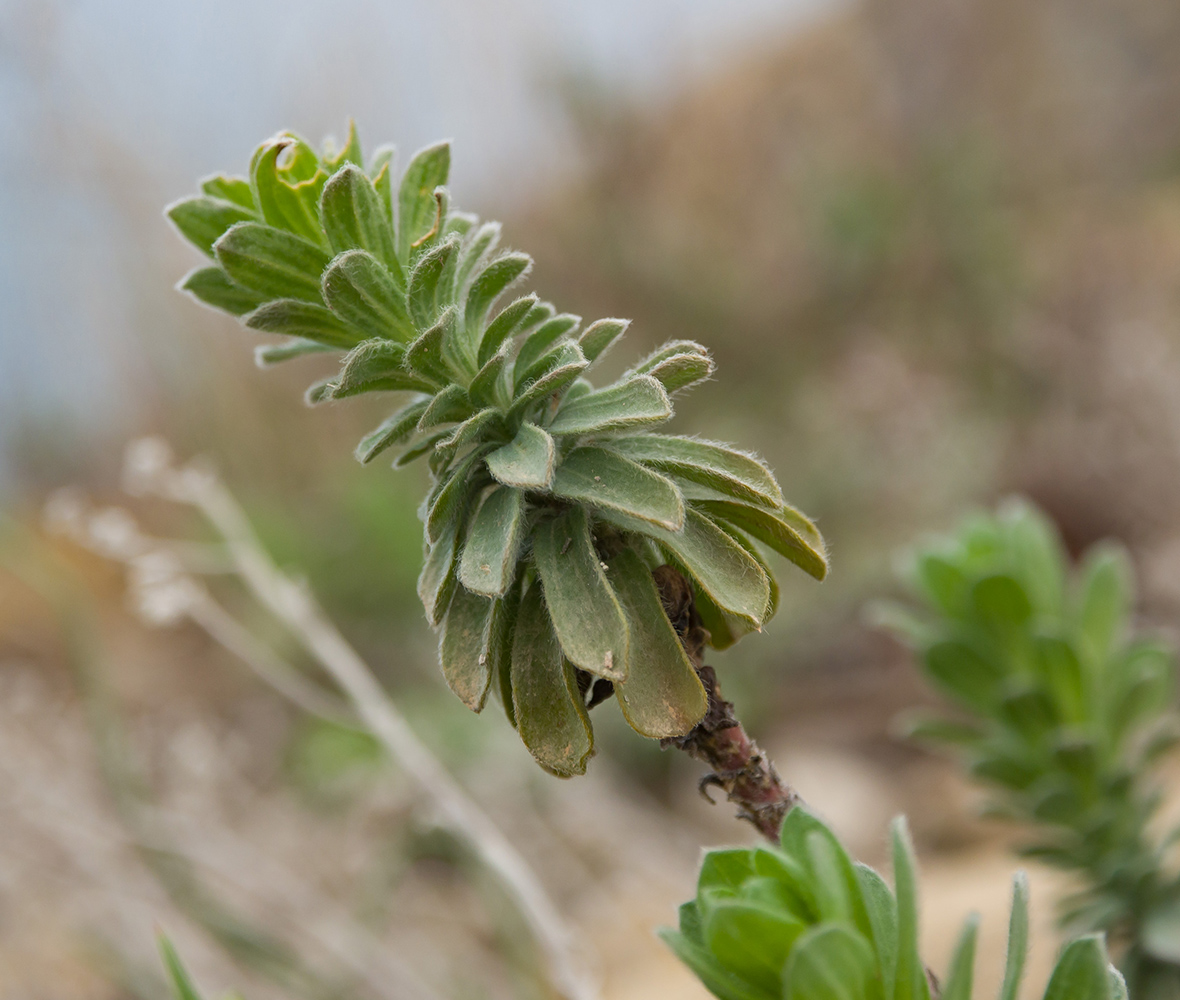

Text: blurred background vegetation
xmin=5 ymin=0 xmax=1180 ymax=997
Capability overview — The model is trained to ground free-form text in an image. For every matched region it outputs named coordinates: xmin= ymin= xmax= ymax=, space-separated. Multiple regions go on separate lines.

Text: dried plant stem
xmin=654 ymin=566 xmax=799 ymax=842
xmin=149 ymin=454 xmax=597 ymax=1000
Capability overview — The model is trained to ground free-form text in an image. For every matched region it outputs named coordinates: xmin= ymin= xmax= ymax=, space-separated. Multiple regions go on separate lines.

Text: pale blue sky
xmin=0 ymin=0 xmax=837 ymax=489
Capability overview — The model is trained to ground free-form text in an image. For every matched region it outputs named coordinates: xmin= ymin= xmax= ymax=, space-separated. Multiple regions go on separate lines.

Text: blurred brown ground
xmin=7 ymin=0 xmax=1180 ymax=996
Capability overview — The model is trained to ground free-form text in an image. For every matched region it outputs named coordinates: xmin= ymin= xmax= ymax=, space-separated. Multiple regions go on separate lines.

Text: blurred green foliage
xmin=883 ymin=499 xmax=1180 ymax=997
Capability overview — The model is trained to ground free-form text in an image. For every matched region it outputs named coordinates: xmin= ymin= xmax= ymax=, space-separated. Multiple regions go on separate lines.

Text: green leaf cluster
xmin=168 ymin=124 xmax=827 ymax=776
xmin=662 ymin=808 xmax=1126 ymax=1000
xmin=883 ymin=499 xmax=1180 ymax=995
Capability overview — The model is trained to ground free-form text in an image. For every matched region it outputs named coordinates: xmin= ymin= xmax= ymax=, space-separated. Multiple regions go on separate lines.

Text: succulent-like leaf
xmin=533 ymin=507 xmax=629 ymax=680
xmin=215 ymin=222 xmax=331 ymax=302
xmin=355 ymin=397 xmax=431 ymax=463
xmin=254 ymin=337 xmax=334 ymax=367
xmin=511 ymin=580 xmax=594 ymax=776
xmin=549 ymin=375 xmax=672 ymax=436
xmin=333 ymin=339 xmax=432 ymax=397
xmin=486 ymin=422 xmax=555 ymax=489
xmin=608 ymin=435 xmax=783 ymax=509
xmin=514 ymin=313 xmax=581 ymax=384
xmin=398 ymin=141 xmax=450 ymax=258
xmin=167 ymin=196 xmax=257 ymax=258
xmin=319 ymin=165 xmax=399 ymax=275
xmin=692 ymin=498 xmax=827 ymax=581
xmin=322 ymin=249 xmax=413 ymax=341
xmin=597 ymin=507 xmax=770 ymax=626
xmin=1042 ymin=936 xmax=1116 ymax=1000
xmin=782 ymin=923 xmax=875 ymax=1000
xmin=608 ymin=548 xmax=707 ymax=736
xmin=439 ymin=585 xmax=494 ymax=711
xmin=479 ymin=294 xmax=537 ymax=365
xmin=459 ymin=485 xmax=525 ymax=597
xmin=579 ymin=317 xmax=629 ymax=364
xmin=245 ymin=299 xmax=359 ymax=349
xmin=179 ymin=266 xmax=265 ymax=316
xmin=551 ymin=446 xmax=684 ymax=531
xmin=465 ymin=252 xmax=533 ymax=334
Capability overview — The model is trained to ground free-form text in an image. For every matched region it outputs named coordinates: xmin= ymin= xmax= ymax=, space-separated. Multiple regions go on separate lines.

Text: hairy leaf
xmin=551 ymin=446 xmax=684 ymax=531
xmin=439 ymin=585 xmax=494 ymax=711
xmin=354 ymin=397 xmax=431 ymax=463
xmin=579 ymin=317 xmax=629 ymax=364
xmin=322 ymin=249 xmax=413 ymax=340
xmin=693 ymin=498 xmax=827 ymax=581
xmin=459 ymin=485 xmax=525 ymax=597
xmin=608 ymin=435 xmax=783 ymax=509
xmin=245 ymin=299 xmax=359 ymax=349
xmin=167 ymin=196 xmax=257 ymax=258
xmin=215 ymin=222 xmax=331 ymax=302
xmin=533 ymin=507 xmax=629 ymax=679
xmin=465 ymin=253 xmax=532 ymax=334
xmin=511 ymin=581 xmax=594 ymax=777
xmin=319 ymin=165 xmax=399 ymax=275
xmin=486 ymin=422 xmax=555 ymax=489
xmin=548 ymin=376 xmax=673 ymax=436
xmin=179 ymin=266 xmax=265 ymax=316
xmin=479 ymin=294 xmax=537 ymax=365
xmin=608 ymin=548 xmax=707 ymax=736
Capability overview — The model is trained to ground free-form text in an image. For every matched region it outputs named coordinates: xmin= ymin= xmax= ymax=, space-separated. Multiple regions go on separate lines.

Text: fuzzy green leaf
xmin=488 ymin=582 xmax=522 ymax=727
xmin=398 ymin=141 xmax=450 ymax=258
xmin=693 ymin=498 xmax=827 ymax=581
xmin=533 ymin=507 xmax=629 ymax=679
xmin=855 ymin=864 xmax=898 ymax=993
xmin=940 ymin=915 xmax=979 ymax=1000
xmin=439 ymin=585 xmax=494 ymax=711
xmin=322 ymin=249 xmax=413 ymax=341
xmin=486 ymin=422 xmax=555 ymax=489
xmin=465 ymin=253 xmax=533 ymax=334
xmin=890 ymin=817 xmax=931 ymax=1000
xmin=1043 ymin=936 xmax=1116 ymax=1000
xmin=215 ymin=222 xmax=331 ymax=302
xmin=333 ymin=339 xmax=433 ymax=397
xmin=459 ymin=486 xmax=525 ymax=597
xmin=514 ymin=313 xmax=580 ymax=384
xmin=426 ymin=447 xmax=486 ymax=544
xmin=179 ymin=266 xmax=265 ymax=316
xmin=608 ymin=547 xmax=707 ymax=736
xmin=417 ymin=383 xmax=473 ymax=432
xmin=508 ymin=344 xmax=590 ymax=418
xmin=782 ymin=923 xmax=876 ymax=1000
xmin=254 ymin=337 xmax=334 ymax=367
xmin=551 ymin=446 xmax=684 ymax=531
xmin=999 ymin=873 xmax=1029 ymax=1000
xmin=469 ymin=349 xmax=510 ymax=407
xmin=323 ymin=119 xmax=363 ymax=170
xmin=644 ymin=350 xmax=715 ymax=394
xmin=436 ymin=407 xmax=506 ymax=461
xmin=245 ymin=299 xmax=359 ymax=349
xmin=1078 ymin=544 xmax=1132 ymax=664
xmin=418 ymin=517 xmax=460 ymax=627
xmin=608 ymin=435 xmax=783 ymax=509
xmin=579 ymin=317 xmax=629 ymax=364
xmin=354 ymin=397 xmax=431 ymax=463
xmin=252 ymin=139 xmax=326 ymax=245
xmin=408 ymin=234 xmax=460 ymax=330
xmin=479 ymin=294 xmax=537 ymax=365
xmin=703 ymin=899 xmax=805 ymax=996
xmin=201 ymin=174 xmax=255 ymax=210
xmin=455 ymin=221 xmax=502 ymax=294
xmin=319 ymin=165 xmax=399 ymax=276
xmin=658 ymin=929 xmax=775 ymax=1000
xmin=597 ymin=507 xmax=770 ymax=626
xmin=167 ymin=196 xmax=257 ymax=258
xmin=511 ymin=580 xmax=594 ymax=777
xmin=405 ymin=308 xmax=456 ymax=384
xmin=548 ymin=376 xmax=672 ymax=436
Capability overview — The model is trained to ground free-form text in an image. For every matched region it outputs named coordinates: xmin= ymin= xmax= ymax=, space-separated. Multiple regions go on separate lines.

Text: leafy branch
xmin=167 ymin=123 xmax=826 ymax=828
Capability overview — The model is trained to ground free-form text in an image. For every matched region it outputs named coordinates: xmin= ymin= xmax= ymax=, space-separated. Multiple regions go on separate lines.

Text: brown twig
xmin=653 ymin=565 xmax=800 ymax=843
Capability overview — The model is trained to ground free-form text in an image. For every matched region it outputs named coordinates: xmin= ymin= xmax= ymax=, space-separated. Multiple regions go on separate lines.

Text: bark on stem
xmin=653 ymin=566 xmax=800 ymax=843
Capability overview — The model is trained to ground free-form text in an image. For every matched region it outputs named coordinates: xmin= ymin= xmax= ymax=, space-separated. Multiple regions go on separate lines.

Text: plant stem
xmin=653 ymin=566 xmax=799 ymax=842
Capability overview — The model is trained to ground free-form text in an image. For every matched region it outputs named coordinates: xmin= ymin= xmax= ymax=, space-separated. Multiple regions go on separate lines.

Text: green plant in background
xmin=166 ymin=122 xmax=826 ymax=788
xmin=880 ymin=499 xmax=1180 ymax=998
xmin=665 ymin=809 xmax=1125 ymax=1000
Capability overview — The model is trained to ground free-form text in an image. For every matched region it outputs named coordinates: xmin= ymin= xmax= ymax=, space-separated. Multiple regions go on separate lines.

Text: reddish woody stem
xmin=653 ymin=566 xmax=800 ymax=842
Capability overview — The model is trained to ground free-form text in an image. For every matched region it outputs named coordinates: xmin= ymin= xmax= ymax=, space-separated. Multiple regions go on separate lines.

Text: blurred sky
xmin=0 ymin=0 xmax=837 ymax=492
